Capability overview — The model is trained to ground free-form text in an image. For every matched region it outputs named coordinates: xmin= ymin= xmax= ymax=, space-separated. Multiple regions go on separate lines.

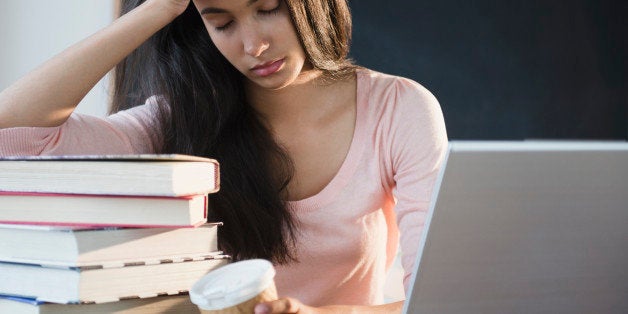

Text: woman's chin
xmin=246 ymin=71 xmax=298 ymax=91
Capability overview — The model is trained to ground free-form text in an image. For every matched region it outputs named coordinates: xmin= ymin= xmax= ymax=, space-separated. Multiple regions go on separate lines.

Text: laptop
xmin=403 ymin=141 xmax=628 ymax=314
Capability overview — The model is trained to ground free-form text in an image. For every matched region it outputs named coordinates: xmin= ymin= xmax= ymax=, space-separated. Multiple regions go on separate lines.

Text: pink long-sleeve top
xmin=0 ymin=68 xmax=448 ymax=306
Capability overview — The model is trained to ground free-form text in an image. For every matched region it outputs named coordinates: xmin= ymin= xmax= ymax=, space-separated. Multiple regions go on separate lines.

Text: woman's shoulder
xmin=357 ymin=67 xmax=442 ymax=122
xmin=106 ymin=96 xmax=166 ymax=152
xmin=357 ymin=67 xmax=427 ymax=87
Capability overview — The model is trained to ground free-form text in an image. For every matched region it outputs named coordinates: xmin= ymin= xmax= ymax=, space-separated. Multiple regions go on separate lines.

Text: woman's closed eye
xmin=210 ymin=0 xmax=281 ymax=32
xmin=215 ymin=21 xmax=233 ymax=32
xmin=258 ymin=3 xmax=281 ymax=16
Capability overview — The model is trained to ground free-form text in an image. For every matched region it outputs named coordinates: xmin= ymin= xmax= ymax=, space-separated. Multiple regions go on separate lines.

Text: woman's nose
xmin=242 ymin=27 xmax=269 ymax=57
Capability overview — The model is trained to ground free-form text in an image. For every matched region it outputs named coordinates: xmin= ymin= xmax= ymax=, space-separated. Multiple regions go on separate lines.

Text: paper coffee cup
xmin=190 ymin=259 xmax=277 ymax=313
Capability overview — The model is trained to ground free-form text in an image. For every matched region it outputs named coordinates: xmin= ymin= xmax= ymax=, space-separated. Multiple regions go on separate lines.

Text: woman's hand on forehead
xmin=148 ymin=0 xmax=191 ymax=17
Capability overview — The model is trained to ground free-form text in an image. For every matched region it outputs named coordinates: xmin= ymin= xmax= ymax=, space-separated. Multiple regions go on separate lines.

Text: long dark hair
xmin=111 ymin=0 xmax=354 ymax=264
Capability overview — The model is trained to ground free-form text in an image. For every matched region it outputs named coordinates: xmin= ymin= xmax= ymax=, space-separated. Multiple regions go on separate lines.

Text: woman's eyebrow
xmin=200 ymin=0 xmax=259 ymax=15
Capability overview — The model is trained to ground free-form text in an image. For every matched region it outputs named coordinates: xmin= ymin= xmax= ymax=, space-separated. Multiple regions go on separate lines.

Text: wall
xmin=349 ymin=0 xmax=627 ymax=139
xmin=0 ymin=0 xmax=115 ymax=117
xmin=6 ymin=1 xmax=623 ymax=137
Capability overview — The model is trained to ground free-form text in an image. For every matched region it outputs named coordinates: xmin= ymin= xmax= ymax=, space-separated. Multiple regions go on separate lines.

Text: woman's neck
xmin=246 ymin=69 xmax=355 ymax=131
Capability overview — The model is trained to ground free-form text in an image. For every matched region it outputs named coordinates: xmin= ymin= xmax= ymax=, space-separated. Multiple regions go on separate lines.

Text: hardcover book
xmin=0 ymin=294 xmax=200 ymax=314
xmin=0 ymin=223 xmax=220 ymax=267
xmin=0 ymin=154 xmax=220 ymax=197
xmin=0 ymin=254 xmax=230 ymax=304
xmin=0 ymin=192 xmax=209 ymax=227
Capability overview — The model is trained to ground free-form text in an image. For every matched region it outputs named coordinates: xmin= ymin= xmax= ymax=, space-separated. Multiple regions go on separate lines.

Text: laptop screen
xmin=403 ymin=141 xmax=628 ymax=314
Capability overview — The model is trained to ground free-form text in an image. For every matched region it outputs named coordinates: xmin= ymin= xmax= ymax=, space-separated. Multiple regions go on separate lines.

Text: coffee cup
xmin=190 ymin=259 xmax=277 ymax=313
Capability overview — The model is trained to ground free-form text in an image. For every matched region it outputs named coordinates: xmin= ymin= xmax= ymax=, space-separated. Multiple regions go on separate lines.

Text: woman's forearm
xmin=0 ymin=1 xmax=179 ymax=128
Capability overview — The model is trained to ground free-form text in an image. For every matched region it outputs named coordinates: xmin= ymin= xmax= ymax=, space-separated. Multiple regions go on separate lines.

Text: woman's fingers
xmin=255 ymin=297 xmax=303 ymax=314
xmin=148 ymin=0 xmax=190 ymax=17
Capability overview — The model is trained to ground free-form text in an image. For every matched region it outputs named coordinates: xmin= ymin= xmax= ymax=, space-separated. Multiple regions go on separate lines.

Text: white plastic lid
xmin=190 ymin=259 xmax=276 ymax=310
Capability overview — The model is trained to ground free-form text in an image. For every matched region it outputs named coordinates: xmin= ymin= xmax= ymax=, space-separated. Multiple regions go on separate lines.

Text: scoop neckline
xmin=286 ymin=68 xmax=369 ymax=211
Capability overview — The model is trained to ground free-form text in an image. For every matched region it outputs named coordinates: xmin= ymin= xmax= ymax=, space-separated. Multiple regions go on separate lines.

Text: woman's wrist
xmin=139 ymin=0 xmax=190 ymax=23
xmin=112 ymin=0 xmax=185 ymax=47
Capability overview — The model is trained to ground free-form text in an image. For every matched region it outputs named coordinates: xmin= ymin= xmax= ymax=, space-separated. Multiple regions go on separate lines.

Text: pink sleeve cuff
xmin=0 ymin=126 xmax=62 ymax=156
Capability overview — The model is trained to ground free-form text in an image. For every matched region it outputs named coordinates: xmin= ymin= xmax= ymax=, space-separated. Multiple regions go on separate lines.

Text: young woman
xmin=0 ymin=0 xmax=447 ymax=313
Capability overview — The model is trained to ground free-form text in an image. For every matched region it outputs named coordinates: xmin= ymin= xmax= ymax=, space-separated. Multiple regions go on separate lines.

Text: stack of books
xmin=0 ymin=154 xmax=228 ymax=313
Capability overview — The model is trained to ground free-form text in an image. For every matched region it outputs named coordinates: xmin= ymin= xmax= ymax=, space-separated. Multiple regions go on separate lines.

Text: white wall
xmin=0 ymin=0 xmax=115 ymax=117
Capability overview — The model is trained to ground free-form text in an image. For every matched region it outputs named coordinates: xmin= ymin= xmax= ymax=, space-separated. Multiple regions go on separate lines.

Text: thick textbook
xmin=0 ymin=192 xmax=208 ymax=227
xmin=0 ymin=255 xmax=229 ymax=304
xmin=0 ymin=154 xmax=220 ymax=197
xmin=0 ymin=223 xmax=220 ymax=267
xmin=0 ymin=294 xmax=200 ymax=314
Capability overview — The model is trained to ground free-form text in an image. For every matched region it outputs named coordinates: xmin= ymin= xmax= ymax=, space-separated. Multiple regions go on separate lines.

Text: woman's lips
xmin=251 ymin=58 xmax=284 ymax=77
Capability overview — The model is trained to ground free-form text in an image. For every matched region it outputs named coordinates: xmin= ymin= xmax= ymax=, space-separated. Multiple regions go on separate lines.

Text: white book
xmin=0 ymin=223 xmax=220 ymax=267
xmin=0 ymin=294 xmax=200 ymax=314
xmin=0 ymin=154 xmax=220 ymax=197
xmin=0 ymin=255 xmax=230 ymax=304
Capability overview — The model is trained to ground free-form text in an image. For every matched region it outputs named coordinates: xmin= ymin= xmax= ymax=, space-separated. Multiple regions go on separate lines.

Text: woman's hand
xmin=254 ymin=298 xmax=404 ymax=314
xmin=147 ymin=0 xmax=191 ymax=19
xmin=255 ymin=297 xmax=309 ymax=314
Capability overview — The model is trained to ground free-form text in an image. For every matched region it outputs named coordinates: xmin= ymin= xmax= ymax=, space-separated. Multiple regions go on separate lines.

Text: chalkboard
xmin=349 ymin=0 xmax=626 ymax=139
